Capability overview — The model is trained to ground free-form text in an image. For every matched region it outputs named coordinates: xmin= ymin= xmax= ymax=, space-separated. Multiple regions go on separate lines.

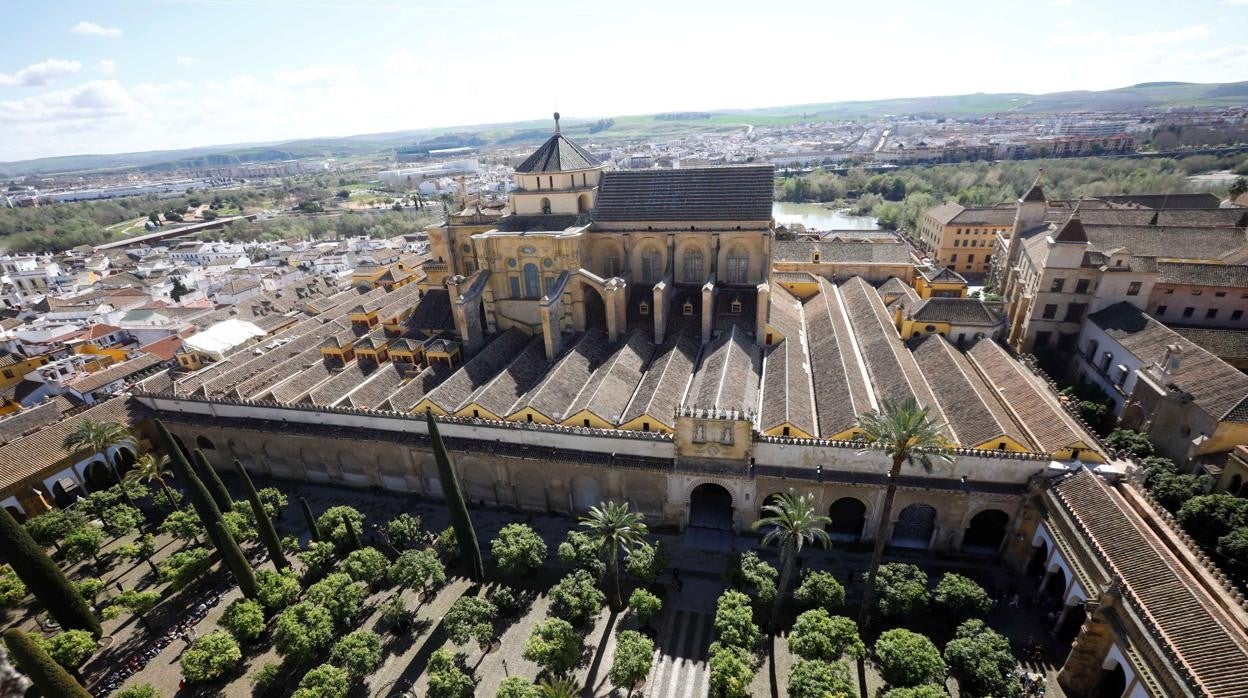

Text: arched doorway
xmin=5 ymin=506 xmax=26 ymax=523
xmin=890 ymin=503 xmax=937 ymax=549
xmin=570 ymin=475 xmax=601 ymax=512
xmin=583 ymin=285 xmax=606 ymax=330
xmin=828 ymin=497 xmax=867 ymax=541
xmin=577 ymin=193 xmax=591 ymax=213
xmin=84 ymin=459 xmax=115 ymax=490
xmin=1027 ymin=539 xmax=1049 ymax=577
xmin=963 ymin=509 xmax=1009 ymax=553
xmin=112 ymin=446 xmax=137 ymax=479
xmin=52 ymin=478 xmax=81 ymax=507
xmin=756 ymin=493 xmax=785 ymax=535
xmin=1231 ymin=474 xmax=1243 ymax=497
xmin=1040 ymin=567 xmax=1067 ymax=609
xmin=688 ymin=483 xmax=733 ymax=530
xmin=1057 ymin=601 xmax=1087 ymax=645
xmin=1098 ymin=663 xmax=1127 ymax=698
xmin=172 ymin=434 xmax=191 ymax=461
xmin=196 ymin=435 xmax=215 ymax=451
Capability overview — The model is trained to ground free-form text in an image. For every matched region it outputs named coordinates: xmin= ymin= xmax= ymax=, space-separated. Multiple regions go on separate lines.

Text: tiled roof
xmin=621 ymin=328 xmax=700 ymax=429
xmin=838 ymin=277 xmax=951 ymax=438
xmin=0 ymin=400 xmax=64 ymax=446
xmin=760 ymin=314 xmax=817 ymax=436
xmin=1172 ymin=327 xmax=1248 ymax=362
xmin=685 ymin=325 xmax=761 ymax=414
xmin=1080 ymin=225 xmax=1245 ymax=261
xmin=407 ymin=289 xmax=455 ymax=332
xmin=0 ymin=396 xmax=140 ymax=491
xmin=917 ymin=266 xmax=967 ymax=284
xmin=772 ymin=240 xmax=912 ymax=264
xmin=379 ymin=363 xmax=454 ymax=412
xmin=911 ymin=335 xmax=1028 ymax=449
xmin=514 ymin=132 xmax=602 ymax=173
xmin=947 ymin=206 xmax=1016 ymax=227
xmin=422 ymin=329 xmax=531 ymax=413
xmin=343 ymin=362 xmax=412 ymax=410
xmin=803 ymin=278 xmax=874 ymax=437
xmin=304 ymin=360 xmax=377 ymax=407
xmin=514 ymin=330 xmax=612 ymax=422
xmin=765 ymin=284 xmax=803 ymax=343
xmin=139 ymin=335 xmax=183 ymax=361
xmin=1053 ymin=214 xmax=1089 ymax=243
xmin=565 ymin=330 xmax=654 ymax=425
xmin=80 ymin=323 xmax=121 ymax=340
xmin=1087 ymin=302 xmax=1248 ymax=422
xmin=1093 ymin=193 xmax=1222 ymax=209
xmin=463 ymin=335 xmax=550 ymax=418
xmin=593 ymin=166 xmax=774 ymax=222
xmin=65 ymin=353 xmax=163 ymax=394
xmin=265 ymin=359 xmax=335 ymax=404
xmin=907 ymin=298 xmax=1002 ymax=326
xmin=966 ymin=339 xmax=1094 ymax=454
xmin=877 ymin=277 xmax=917 ymax=304
xmin=1051 ymin=470 xmax=1248 ymax=697
xmin=1156 ymin=262 xmax=1248 ymax=287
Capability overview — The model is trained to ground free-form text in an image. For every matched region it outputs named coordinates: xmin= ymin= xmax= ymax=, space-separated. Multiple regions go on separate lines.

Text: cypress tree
xmin=233 ymin=460 xmax=288 ymax=570
xmin=344 ymin=513 xmax=361 ymax=551
xmin=3 ymin=628 xmax=91 ymax=698
xmin=214 ymin=521 xmax=258 ymax=599
xmin=0 ymin=508 xmax=100 ymax=637
xmin=300 ymin=497 xmax=321 ymax=541
xmin=427 ymin=410 xmax=484 ymax=582
xmin=156 ymin=421 xmax=224 ymax=550
xmin=193 ymin=449 xmax=233 ymax=513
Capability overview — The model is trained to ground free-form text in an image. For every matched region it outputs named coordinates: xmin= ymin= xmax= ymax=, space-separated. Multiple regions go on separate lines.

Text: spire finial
xmin=553 ymin=112 xmax=561 ymax=133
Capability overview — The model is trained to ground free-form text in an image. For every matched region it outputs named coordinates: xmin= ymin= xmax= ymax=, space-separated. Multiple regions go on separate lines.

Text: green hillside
xmin=4 ymin=81 xmax=1246 ymax=177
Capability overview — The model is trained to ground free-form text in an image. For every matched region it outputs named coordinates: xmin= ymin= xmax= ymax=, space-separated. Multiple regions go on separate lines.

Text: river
xmin=772 ymin=202 xmax=879 ymax=231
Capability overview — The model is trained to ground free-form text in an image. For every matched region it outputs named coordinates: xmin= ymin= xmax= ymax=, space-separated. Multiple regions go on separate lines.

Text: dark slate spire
xmin=1054 ymin=211 xmax=1088 ymax=243
xmin=513 ymin=114 xmax=601 ymax=174
xmin=1022 ymin=170 xmax=1046 ymax=203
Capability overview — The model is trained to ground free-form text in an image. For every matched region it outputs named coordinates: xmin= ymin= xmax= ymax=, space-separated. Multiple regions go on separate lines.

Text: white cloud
xmin=0 ymin=80 xmax=137 ymax=124
xmin=175 ymin=56 xmax=199 ymax=67
xmin=1050 ymin=24 xmax=1209 ymax=48
xmin=70 ymin=21 xmax=123 ymax=38
xmin=0 ymin=59 xmax=83 ymax=87
xmin=274 ymin=64 xmax=358 ymax=87
xmin=95 ymin=60 xmax=117 ymax=76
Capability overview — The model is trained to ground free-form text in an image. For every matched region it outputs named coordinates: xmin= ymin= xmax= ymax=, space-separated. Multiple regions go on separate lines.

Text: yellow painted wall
xmin=507 ymin=407 xmax=556 ymax=425
xmin=0 ymin=355 xmax=49 ymax=388
xmin=898 ymin=318 xmax=952 ymax=340
xmin=914 ymin=277 xmax=967 ymax=299
xmin=618 ymin=414 xmax=672 ymax=434
xmin=969 ymin=435 xmax=1031 ymax=453
xmin=411 ymin=399 xmax=447 ymax=416
xmin=74 ymin=344 xmax=130 ymax=363
xmin=561 ymin=410 xmax=615 ymax=430
xmin=1199 ymin=422 xmax=1248 ymax=459
xmin=777 ymin=280 xmax=820 ymax=301
xmin=762 ymin=423 xmax=815 ymax=439
xmin=454 ymin=403 xmax=504 ymax=421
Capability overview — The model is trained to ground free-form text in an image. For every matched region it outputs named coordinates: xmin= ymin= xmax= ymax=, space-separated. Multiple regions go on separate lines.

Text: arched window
xmin=604 ymin=252 xmax=621 ymax=278
xmin=196 ymin=435 xmax=215 ymax=450
xmin=641 ymin=250 xmax=661 ymax=283
xmin=726 ymin=250 xmax=749 ymax=284
xmin=540 ymin=197 xmax=551 ymax=215
xmin=578 ymin=194 xmax=591 ymax=213
xmin=682 ymin=248 xmax=704 ymax=283
xmin=523 ymin=263 xmax=541 ymax=299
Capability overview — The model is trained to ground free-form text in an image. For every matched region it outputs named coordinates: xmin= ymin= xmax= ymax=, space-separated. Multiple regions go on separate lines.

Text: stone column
xmin=1034 ymin=568 xmax=1057 ymax=603
xmin=540 ymin=301 xmax=562 ymax=361
xmin=701 ymin=280 xmax=716 ymax=345
xmin=755 ymin=282 xmax=770 ymax=347
xmin=1057 ymin=601 xmax=1116 ymax=697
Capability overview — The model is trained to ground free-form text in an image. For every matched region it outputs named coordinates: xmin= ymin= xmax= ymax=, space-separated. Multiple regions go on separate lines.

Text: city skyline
xmin=2 ymin=0 xmax=1248 ymax=161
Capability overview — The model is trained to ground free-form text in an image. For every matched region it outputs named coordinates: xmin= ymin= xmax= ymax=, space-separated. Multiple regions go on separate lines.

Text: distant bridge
xmin=94 ymin=214 xmax=257 ymax=251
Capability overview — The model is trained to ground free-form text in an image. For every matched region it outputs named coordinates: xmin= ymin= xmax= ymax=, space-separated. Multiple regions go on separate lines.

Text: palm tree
xmin=752 ymin=490 xmax=830 ymax=631
xmin=580 ymin=501 xmax=647 ymax=612
xmin=125 ymin=453 xmax=174 ymax=506
xmin=855 ymin=398 xmax=951 ymax=628
xmin=537 ymin=675 xmax=581 ymax=698
xmin=62 ymin=420 xmax=133 ymax=495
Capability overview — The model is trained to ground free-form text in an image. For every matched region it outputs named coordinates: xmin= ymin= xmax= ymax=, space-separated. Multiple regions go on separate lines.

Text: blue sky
xmin=2 ymin=0 xmax=1246 ymax=161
